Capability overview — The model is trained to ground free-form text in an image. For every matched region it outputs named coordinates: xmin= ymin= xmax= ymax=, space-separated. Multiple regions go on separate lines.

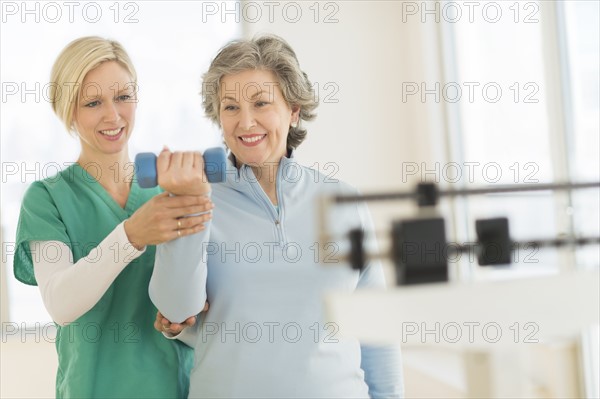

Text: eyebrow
xmin=79 ymin=85 xmax=135 ymax=102
xmin=115 ymin=86 xmax=135 ymax=94
xmin=221 ymin=90 xmax=268 ymax=102
xmin=80 ymin=95 xmax=100 ymax=104
xmin=249 ymin=90 xmax=267 ymax=99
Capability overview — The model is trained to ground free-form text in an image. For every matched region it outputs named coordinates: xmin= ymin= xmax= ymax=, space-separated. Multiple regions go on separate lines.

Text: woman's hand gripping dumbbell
xmin=135 ymin=147 xmax=226 ymax=195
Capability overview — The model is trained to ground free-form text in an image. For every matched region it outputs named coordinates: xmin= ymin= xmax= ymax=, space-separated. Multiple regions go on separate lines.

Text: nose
xmin=239 ymin=106 xmax=256 ymax=130
xmin=103 ymin=101 xmax=121 ymax=123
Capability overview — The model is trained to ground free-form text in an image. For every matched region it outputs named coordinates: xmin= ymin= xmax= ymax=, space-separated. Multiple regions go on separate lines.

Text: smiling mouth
xmin=239 ymin=134 xmax=266 ymax=143
xmin=99 ymin=127 xmax=124 ymax=137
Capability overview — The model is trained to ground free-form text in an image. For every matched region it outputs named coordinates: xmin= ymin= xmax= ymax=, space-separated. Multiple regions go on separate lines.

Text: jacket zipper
xmin=245 ymin=165 xmax=286 ymax=246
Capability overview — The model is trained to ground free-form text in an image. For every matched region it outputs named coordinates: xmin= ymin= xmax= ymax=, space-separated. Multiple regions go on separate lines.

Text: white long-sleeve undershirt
xmin=31 ymin=221 xmax=144 ymax=326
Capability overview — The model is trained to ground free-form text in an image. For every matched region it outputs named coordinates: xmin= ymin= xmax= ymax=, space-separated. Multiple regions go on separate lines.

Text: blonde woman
xmin=13 ymin=36 xmax=211 ymax=397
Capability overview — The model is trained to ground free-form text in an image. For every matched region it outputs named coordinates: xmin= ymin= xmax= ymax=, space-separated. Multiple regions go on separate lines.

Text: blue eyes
xmin=84 ymin=95 xmax=132 ymax=108
xmin=85 ymin=100 xmax=100 ymax=108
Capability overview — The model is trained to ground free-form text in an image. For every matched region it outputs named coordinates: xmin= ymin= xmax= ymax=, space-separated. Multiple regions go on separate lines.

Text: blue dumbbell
xmin=135 ymin=147 xmax=227 ymax=188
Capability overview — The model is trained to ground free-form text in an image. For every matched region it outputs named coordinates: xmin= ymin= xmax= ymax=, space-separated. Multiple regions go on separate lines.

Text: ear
xmin=291 ymin=105 xmax=301 ymax=122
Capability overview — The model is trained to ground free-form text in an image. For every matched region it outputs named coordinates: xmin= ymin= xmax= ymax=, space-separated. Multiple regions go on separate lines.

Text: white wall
xmin=1 ymin=227 xmax=9 ymax=325
xmin=243 ymin=1 xmax=444 ymax=191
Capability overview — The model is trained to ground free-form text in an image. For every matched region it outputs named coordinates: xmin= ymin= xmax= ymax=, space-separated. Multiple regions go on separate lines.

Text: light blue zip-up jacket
xmin=149 ymin=152 xmax=404 ymax=398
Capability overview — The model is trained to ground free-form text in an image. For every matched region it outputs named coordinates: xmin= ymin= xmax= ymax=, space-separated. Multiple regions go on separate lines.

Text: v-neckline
xmin=72 ymin=163 xmax=140 ymax=219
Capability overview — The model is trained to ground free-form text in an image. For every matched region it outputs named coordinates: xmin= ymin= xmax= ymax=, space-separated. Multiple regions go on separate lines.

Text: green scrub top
xmin=14 ymin=164 xmax=193 ymax=398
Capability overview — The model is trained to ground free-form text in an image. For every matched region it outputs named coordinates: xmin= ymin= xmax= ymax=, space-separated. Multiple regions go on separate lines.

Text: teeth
xmin=100 ymin=128 xmax=122 ymax=136
xmin=241 ymin=135 xmax=264 ymax=143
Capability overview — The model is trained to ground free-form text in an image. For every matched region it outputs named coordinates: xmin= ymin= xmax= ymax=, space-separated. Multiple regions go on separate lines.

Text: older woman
xmin=151 ymin=35 xmax=403 ymax=398
xmin=13 ymin=36 xmax=212 ymax=397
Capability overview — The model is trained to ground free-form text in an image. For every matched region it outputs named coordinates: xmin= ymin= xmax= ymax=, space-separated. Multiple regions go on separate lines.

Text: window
xmin=563 ymin=2 xmax=600 ymax=397
xmin=440 ymin=1 xmax=559 ymax=278
xmin=439 ymin=1 xmax=598 ymax=396
xmin=563 ymin=1 xmax=600 ymax=268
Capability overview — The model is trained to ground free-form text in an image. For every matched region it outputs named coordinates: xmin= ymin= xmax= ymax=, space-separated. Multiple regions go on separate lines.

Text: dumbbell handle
xmin=135 ymin=147 xmax=227 ymax=188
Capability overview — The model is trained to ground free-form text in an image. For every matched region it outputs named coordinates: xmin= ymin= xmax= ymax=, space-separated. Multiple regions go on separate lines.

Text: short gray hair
xmin=202 ymin=34 xmax=317 ymax=150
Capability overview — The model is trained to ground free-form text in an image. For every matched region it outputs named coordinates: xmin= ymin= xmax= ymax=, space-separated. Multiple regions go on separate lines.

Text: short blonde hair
xmin=49 ymin=36 xmax=137 ymax=134
xmin=202 ymin=34 xmax=318 ymax=150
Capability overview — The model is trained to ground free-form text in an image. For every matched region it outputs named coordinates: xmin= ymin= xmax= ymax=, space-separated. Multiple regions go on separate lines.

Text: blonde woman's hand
xmin=124 ymin=192 xmax=214 ymax=250
xmin=154 ymin=302 xmax=209 ymax=335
